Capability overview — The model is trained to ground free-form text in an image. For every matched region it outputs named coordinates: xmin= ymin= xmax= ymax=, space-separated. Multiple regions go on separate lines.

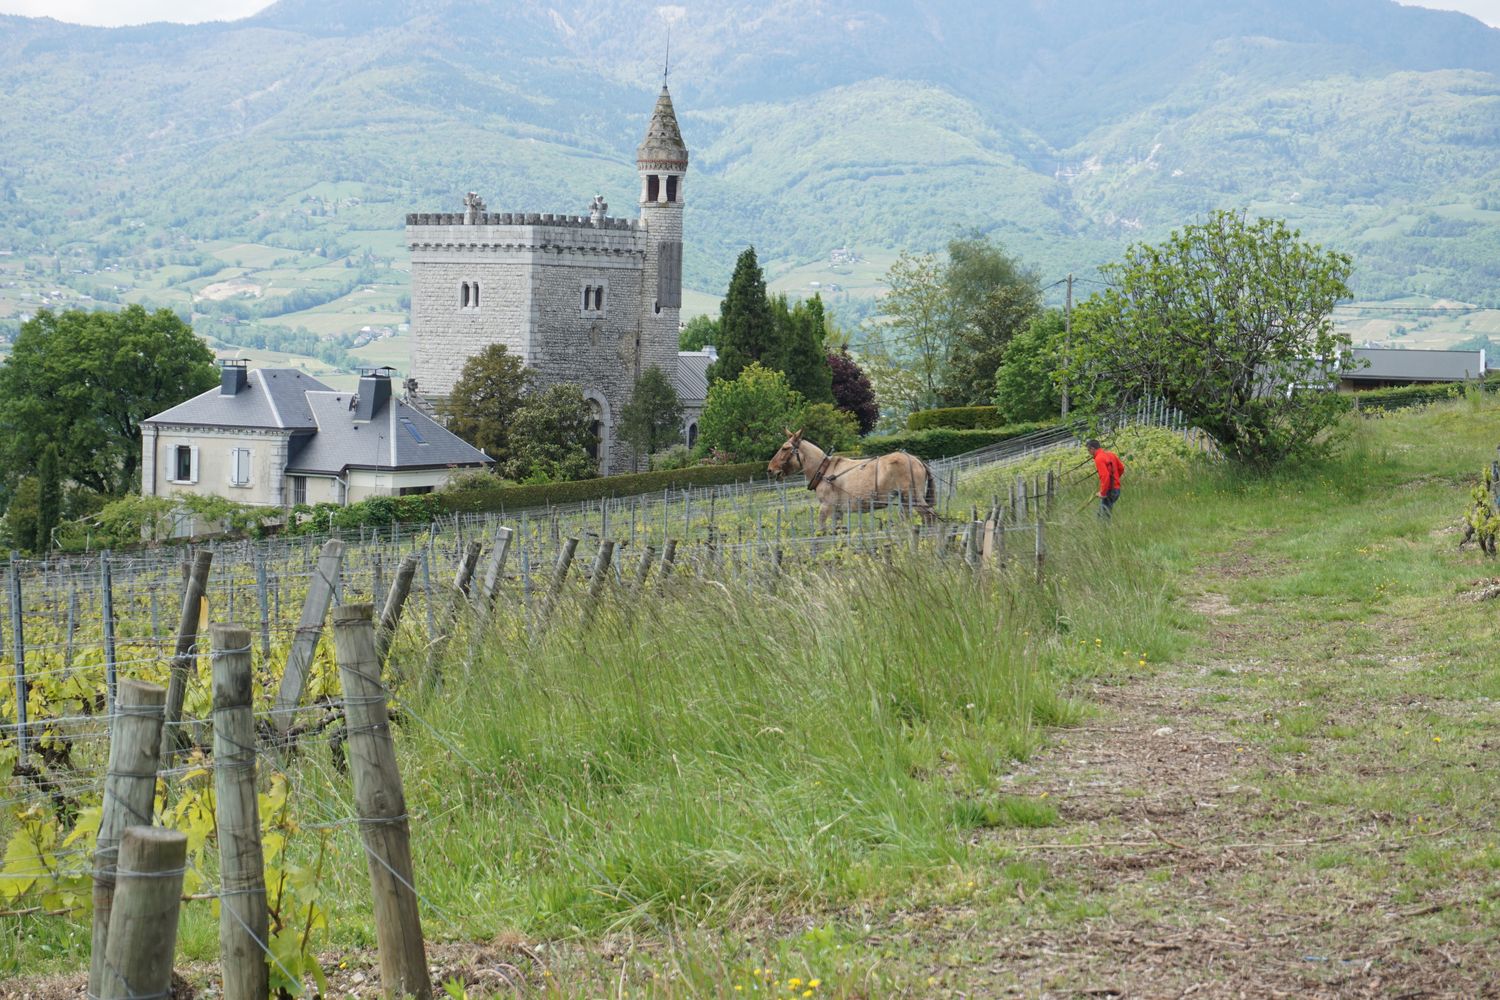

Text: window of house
xmin=291 ymin=475 xmax=307 ymax=506
xmin=687 ymin=422 xmax=698 ymax=448
xmin=400 ymin=417 xmax=426 ymax=444
xmin=398 ymin=485 xmax=433 ymax=496
xmin=172 ymin=444 xmax=198 ymax=484
xmin=230 ymin=447 xmax=252 ymax=487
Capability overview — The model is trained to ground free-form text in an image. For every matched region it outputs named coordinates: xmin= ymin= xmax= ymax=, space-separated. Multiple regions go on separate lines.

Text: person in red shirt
xmin=1087 ymin=439 xmax=1125 ymax=519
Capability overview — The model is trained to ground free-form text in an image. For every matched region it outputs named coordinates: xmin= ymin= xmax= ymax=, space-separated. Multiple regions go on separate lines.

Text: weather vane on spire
xmin=664 ymin=26 xmax=671 ymax=85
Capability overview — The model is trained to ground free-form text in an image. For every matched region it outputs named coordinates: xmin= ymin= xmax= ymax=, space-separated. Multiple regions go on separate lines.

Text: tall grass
xmin=288 ymin=529 xmax=1182 ymax=947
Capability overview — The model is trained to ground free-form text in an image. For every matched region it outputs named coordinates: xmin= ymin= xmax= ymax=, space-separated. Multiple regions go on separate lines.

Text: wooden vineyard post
xmin=89 ymin=679 xmax=166 ymax=998
xmin=98 ymin=827 xmax=188 ymax=1000
xmin=161 ymin=549 xmax=212 ymax=765
xmin=376 ymin=554 xmax=419 ymax=664
xmin=582 ymin=539 xmax=615 ymax=626
xmin=966 ymin=521 xmax=983 ymax=570
xmin=8 ymin=554 xmax=27 ymax=763
xmin=539 ymin=537 xmax=578 ymax=622
xmin=910 ymin=524 xmax=921 ymax=555
xmin=273 ymin=539 xmax=345 ymax=734
xmin=211 ymin=625 xmax=269 ymax=1000
xmin=656 ymin=538 xmax=678 ymax=593
xmin=1046 ymin=469 xmax=1057 ymax=515
xmin=479 ymin=527 xmax=514 ymax=606
xmin=331 ymin=605 xmax=433 ymax=1000
xmin=452 ymin=540 xmax=482 ymax=598
xmin=1035 ymin=517 xmax=1046 ymax=587
xmin=633 ymin=543 xmax=656 ymax=589
xmin=255 ymin=553 xmax=272 ymax=660
xmin=101 ymin=551 xmax=117 ymax=713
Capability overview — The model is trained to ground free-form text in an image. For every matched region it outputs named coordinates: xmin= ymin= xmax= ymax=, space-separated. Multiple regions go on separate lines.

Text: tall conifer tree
xmin=710 ymin=247 xmax=775 ymax=382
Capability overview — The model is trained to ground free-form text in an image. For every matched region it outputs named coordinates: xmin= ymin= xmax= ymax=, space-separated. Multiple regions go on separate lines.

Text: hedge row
xmin=1351 ymin=377 xmax=1498 ymax=412
xmin=906 ymin=406 xmax=1011 ymax=431
xmin=859 ymin=421 xmax=1058 ymax=460
xmin=438 ymin=461 xmax=772 ymax=514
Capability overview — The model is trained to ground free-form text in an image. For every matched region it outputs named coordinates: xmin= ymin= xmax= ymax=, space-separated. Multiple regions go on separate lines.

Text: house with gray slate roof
xmin=141 ymin=361 xmax=491 ymax=513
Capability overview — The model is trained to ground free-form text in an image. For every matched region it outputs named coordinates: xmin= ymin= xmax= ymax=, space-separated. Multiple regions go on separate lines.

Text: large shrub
xmin=698 ymin=362 xmax=805 ymax=463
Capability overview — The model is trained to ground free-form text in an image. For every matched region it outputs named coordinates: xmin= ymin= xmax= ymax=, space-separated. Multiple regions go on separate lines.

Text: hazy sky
xmin=0 ymin=0 xmax=1496 ymax=27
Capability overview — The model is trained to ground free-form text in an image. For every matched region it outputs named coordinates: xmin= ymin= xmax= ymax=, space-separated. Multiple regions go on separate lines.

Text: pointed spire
xmin=636 ymin=85 xmax=689 ymax=170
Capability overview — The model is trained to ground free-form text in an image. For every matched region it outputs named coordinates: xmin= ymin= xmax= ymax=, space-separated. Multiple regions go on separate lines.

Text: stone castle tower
xmin=404 ymin=86 xmax=691 ymax=475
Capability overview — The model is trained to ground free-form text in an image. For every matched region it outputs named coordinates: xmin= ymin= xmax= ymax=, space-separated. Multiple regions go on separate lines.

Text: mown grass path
xmin=908 ymin=409 xmax=1500 ymax=997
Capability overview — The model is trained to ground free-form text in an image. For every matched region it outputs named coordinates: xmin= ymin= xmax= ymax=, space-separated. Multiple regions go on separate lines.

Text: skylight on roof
xmin=400 ymin=417 xmax=426 ymax=444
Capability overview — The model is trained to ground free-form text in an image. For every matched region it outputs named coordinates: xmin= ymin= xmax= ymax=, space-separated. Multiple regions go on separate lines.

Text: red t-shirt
xmin=1094 ymin=450 xmax=1125 ymax=496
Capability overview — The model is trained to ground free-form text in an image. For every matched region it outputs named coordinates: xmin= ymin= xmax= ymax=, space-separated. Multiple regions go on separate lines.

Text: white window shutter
xmin=242 ymin=448 xmax=251 ymax=485
xmin=189 ymin=445 xmax=200 ymax=484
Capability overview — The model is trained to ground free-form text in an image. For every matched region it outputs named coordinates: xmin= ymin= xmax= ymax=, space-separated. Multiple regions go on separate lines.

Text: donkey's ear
xmin=793 ymin=428 xmax=804 ymax=440
xmin=783 ymin=427 xmax=793 ymax=437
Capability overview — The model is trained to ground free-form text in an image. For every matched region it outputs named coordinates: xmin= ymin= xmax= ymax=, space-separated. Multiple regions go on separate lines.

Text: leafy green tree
xmin=771 ymin=294 xmax=834 ymax=404
xmin=35 ymin=445 xmax=60 ymax=553
xmin=941 ymin=234 xmax=1041 ymax=405
xmin=795 ymin=402 xmax=859 ymax=454
xmin=0 ymin=306 xmax=217 ymax=496
xmin=618 ymin=366 xmax=684 ymax=468
xmin=698 ymin=362 xmax=805 ymax=462
xmin=993 ymin=310 xmax=1065 ymax=423
xmin=1 ymin=478 xmax=40 ymax=554
xmin=1065 ymin=212 xmax=1355 ymax=466
xmin=504 ymin=383 xmax=597 ymax=482
xmin=440 ymin=343 xmax=531 ymax=468
xmin=877 ymin=251 xmax=950 ymax=405
xmin=679 ymin=315 xmax=720 ymax=351
xmin=710 ymin=247 xmax=777 ymax=383
xmin=828 ymin=350 xmax=879 ymax=435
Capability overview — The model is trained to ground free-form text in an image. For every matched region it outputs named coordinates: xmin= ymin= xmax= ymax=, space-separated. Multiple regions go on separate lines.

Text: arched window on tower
xmin=472 ymin=282 xmax=480 ymax=309
xmin=687 ymin=421 xmax=698 ymax=448
xmin=582 ymin=287 xmax=592 ymax=311
xmin=666 ymin=176 xmax=679 ymax=203
xmin=460 ymin=282 xmax=470 ymax=308
xmin=595 ymin=286 xmax=605 ymax=311
xmin=646 ymin=175 xmax=660 ymax=202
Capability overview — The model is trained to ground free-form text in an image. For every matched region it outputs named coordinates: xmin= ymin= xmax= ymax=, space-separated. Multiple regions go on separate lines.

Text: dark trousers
xmin=1099 ymin=487 xmax=1121 ymax=519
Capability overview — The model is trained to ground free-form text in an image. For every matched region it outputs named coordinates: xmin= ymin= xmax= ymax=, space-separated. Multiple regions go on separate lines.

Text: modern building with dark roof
xmin=1339 ymin=347 xmax=1488 ymax=390
xmin=142 ymin=362 xmax=491 ymax=510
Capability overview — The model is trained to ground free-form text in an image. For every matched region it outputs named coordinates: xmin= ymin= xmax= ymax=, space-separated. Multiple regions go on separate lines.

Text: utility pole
xmin=1061 ymin=273 xmax=1073 ymax=418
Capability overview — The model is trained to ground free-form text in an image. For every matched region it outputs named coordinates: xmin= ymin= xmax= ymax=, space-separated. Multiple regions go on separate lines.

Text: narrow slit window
xmin=595 ymin=286 xmax=605 ymax=311
xmin=460 ymin=282 xmax=470 ymax=308
xmin=472 ymin=282 xmax=480 ymax=308
xmin=666 ymin=176 xmax=678 ymax=202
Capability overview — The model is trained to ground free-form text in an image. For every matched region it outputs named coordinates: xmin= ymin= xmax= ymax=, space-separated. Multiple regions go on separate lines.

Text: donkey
xmin=767 ymin=428 xmax=939 ymax=531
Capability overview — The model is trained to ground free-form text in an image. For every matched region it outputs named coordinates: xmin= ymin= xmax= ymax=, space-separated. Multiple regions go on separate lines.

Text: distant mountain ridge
xmin=1 ymin=0 xmax=1498 ymax=313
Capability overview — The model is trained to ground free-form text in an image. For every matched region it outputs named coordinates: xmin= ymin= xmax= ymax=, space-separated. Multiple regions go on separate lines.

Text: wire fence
xmin=0 ymin=397 xmax=1200 ymax=989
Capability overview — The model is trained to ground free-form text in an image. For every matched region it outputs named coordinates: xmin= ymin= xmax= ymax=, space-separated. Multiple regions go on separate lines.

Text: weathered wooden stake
xmin=376 ymin=554 xmax=419 ymax=664
xmin=331 ymin=605 xmax=432 ymax=1000
xmin=273 ymin=539 xmax=345 ymax=734
xmin=633 ymin=543 xmax=656 ymax=589
xmin=1035 ymin=517 xmax=1047 ymax=586
xmin=8 ymin=555 xmax=26 ymax=762
xmin=479 ymin=527 xmax=514 ymax=606
xmin=161 ymin=549 xmax=213 ymax=764
xmin=656 ymin=538 xmax=678 ymax=592
xmin=98 ymin=826 xmax=187 ymax=1000
xmin=539 ymin=537 xmax=578 ymax=621
xmin=211 ymin=625 xmax=269 ymax=1000
xmin=582 ymin=539 xmax=615 ymax=625
xmin=90 ymin=680 xmax=166 ymax=998
xmin=452 ymin=540 xmax=482 ymax=597
xmin=255 ymin=553 xmax=272 ymax=660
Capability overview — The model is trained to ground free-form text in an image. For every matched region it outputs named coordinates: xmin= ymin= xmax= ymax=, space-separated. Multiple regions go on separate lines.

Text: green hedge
xmin=1351 ymin=377 xmax=1498 ymax=412
xmin=438 ymin=461 xmax=772 ymax=513
xmin=907 ymin=406 xmax=1010 ymax=431
xmin=860 ymin=421 xmax=1058 ymax=460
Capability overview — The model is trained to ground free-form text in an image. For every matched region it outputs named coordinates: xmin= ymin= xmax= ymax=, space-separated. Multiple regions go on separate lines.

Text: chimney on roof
xmin=219 ymin=358 xmax=248 ymax=396
xmin=354 ymin=367 xmax=394 ymax=421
